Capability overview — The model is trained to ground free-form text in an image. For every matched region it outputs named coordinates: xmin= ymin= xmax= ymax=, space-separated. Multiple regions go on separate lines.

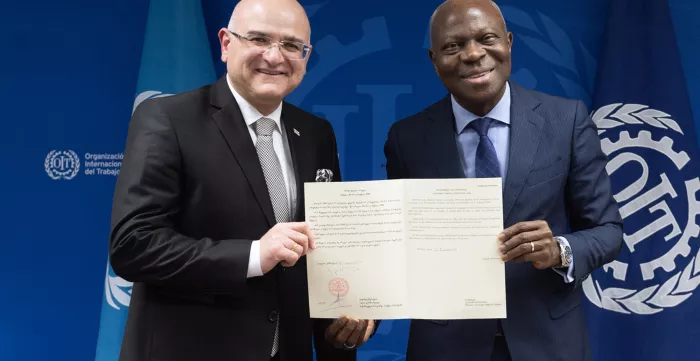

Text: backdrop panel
xmin=1 ymin=0 xmax=699 ymax=360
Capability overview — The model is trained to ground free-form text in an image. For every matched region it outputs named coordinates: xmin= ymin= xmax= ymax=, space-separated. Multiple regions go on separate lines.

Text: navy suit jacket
xmin=383 ymin=82 xmax=623 ymax=361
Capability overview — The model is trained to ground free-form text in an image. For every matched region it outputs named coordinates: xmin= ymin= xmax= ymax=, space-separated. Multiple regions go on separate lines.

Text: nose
xmin=261 ymin=44 xmax=285 ymax=65
xmin=460 ymin=40 xmax=486 ymax=63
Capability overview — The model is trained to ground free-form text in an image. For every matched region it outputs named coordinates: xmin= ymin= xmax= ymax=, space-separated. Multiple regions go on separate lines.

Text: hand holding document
xmin=305 ymin=178 xmax=506 ymax=320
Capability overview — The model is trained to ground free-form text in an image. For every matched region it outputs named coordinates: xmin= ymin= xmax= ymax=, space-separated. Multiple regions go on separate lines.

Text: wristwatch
xmin=555 ymin=237 xmax=572 ymax=267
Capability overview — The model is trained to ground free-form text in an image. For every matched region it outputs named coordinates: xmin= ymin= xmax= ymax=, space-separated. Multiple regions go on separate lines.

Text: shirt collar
xmin=452 ymin=82 xmax=511 ymax=134
xmin=226 ymin=75 xmax=283 ymax=130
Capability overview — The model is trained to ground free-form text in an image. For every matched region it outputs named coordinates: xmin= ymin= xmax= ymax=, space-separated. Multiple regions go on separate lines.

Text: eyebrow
xmin=245 ymin=30 xmax=305 ymax=44
xmin=442 ymin=28 xmax=501 ymax=40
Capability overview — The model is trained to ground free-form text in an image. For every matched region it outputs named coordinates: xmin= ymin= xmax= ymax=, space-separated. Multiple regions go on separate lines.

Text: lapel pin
xmin=293 ymin=128 xmax=300 ymax=136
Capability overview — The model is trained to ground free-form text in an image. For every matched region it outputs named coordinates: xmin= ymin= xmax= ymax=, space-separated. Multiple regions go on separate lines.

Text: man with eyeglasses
xmin=109 ymin=0 xmax=375 ymax=360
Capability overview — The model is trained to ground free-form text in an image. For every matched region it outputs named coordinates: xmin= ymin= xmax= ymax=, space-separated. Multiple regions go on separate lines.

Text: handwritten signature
xmin=317 ymin=261 xmax=362 ymax=277
xmin=321 ymin=303 xmax=353 ymax=312
xmin=328 ymin=266 xmax=360 ymax=276
xmin=320 ymin=295 xmax=353 ymax=313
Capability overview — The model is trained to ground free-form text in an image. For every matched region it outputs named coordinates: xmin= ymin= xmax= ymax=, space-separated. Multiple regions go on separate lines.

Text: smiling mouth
xmin=463 ymin=69 xmax=493 ymax=79
xmin=257 ymin=69 xmax=286 ymax=76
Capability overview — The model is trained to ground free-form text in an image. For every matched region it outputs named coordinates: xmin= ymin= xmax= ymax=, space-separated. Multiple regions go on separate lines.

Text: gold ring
xmin=290 ymin=243 xmax=299 ymax=252
xmin=530 ymin=242 xmax=535 ymax=252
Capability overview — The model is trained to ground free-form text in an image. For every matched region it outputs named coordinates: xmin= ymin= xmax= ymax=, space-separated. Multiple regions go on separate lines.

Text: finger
xmin=509 ymin=249 xmax=543 ymax=263
xmin=498 ymin=221 xmax=542 ymax=242
xmin=512 ymin=243 xmax=558 ymax=269
xmin=325 ymin=316 xmax=350 ymax=343
xmin=363 ymin=320 xmax=375 ymax=343
xmin=307 ymin=227 xmax=316 ymax=250
xmin=500 ymin=228 xmax=552 ymax=254
xmin=278 ymin=246 xmax=300 ymax=267
xmin=286 ymin=222 xmax=316 ymax=250
xmin=502 ymin=237 xmax=542 ymax=261
xmin=282 ymin=238 xmax=303 ymax=256
xmin=505 ymin=239 xmax=548 ymax=262
xmin=333 ymin=318 xmax=359 ymax=348
xmin=345 ymin=319 xmax=367 ymax=348
xmin=285 ymin=222 xmax=311 ymax=233
xmin=281 ymin=228 xmax=309 ymax=255
xmin=511 ymin=248 xmax=552 ymax=268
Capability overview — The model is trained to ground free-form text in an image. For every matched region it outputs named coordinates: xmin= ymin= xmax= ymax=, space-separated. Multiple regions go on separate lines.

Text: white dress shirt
xmin=452 ymin=83 xmax=574 ymax=283
xmin=226 ymin=76 xmax=297 ymax=278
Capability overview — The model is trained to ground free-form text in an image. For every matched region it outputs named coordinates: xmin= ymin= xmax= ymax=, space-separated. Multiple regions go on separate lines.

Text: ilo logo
xmin=45 ymin=150 xmax=80 ymax=180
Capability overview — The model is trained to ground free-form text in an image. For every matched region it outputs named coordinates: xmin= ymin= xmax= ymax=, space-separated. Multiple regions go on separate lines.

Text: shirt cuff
xmin=553 ymin=236 xmax=574 ymax=283
xmin=247 ymin=240 xmax=263 ymax=278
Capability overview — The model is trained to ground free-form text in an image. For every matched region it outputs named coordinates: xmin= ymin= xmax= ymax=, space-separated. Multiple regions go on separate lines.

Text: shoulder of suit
xmin=133 ymin=83 xmax=213 ymax=118
xmin=282 ymin=101 xmax=334 ymax=131
xmin=388 ymin=96 xmax=447 ymax=133
xmin=511 ymin=82 xmax=580 ymax=109
xmin=509 ymin=82 xmax=590 ymax=129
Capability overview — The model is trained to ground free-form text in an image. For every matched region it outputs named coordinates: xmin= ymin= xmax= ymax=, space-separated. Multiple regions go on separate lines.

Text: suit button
xmin=269 ymin=310 xmax=279 ymax=322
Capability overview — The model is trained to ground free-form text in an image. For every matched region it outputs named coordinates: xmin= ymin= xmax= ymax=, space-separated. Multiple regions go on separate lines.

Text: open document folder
xmin=305 ymin=178 xmax=506 ymax=320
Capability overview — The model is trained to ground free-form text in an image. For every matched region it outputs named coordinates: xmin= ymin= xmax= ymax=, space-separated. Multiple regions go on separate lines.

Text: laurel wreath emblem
xmin=104 ymin=264 xmax=132 ymax=310
xmin=592 ymin=103 xmax=684 ymax=135
xmin=44 ymin=150 xmax=80 ymax=180
xmin=584 ymin=104 xmax=700 ymax=314
xmin=584 ymin=246 xmax=700 ymax=315
xmin=44 ymin=150 xmax=59 ymax=180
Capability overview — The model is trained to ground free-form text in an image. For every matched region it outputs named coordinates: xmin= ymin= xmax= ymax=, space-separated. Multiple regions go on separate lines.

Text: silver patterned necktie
xmin=254 ymin=117 xmax=289 ymax=357
xmin=255 ymin=117 xmax=291 ymax=224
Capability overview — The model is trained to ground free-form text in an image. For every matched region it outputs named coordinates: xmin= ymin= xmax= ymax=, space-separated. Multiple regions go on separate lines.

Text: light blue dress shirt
xmin=451 ymin=83 xmax=574 ymax=283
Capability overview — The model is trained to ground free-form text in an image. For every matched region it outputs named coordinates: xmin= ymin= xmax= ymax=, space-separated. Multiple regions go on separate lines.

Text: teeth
xmin=259 ymin=70 xmax=283 ymax=75
xmin=468 ymin=71 xmax=489 ymax=79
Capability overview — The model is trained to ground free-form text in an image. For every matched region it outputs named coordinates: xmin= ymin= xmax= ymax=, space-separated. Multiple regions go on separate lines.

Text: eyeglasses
xmin=229 ymin=30 xmax=312 ymax=60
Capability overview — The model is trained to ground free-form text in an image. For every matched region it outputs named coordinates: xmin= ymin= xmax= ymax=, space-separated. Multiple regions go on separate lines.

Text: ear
xmin=304 ymin=47 xmax=312 ymax=64
xmin=506 ymin=31 xmax=513 ymax=50
xmin=218 ymin=28 xmax=231 ymax=62
xmin=428 ymin=48 xmax=439 ymax=75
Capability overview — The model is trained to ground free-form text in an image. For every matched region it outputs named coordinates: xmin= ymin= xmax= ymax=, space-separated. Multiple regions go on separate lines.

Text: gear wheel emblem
xmin=585 ymin=105 xmax=700 ymax=315
xmin=601 ymin=130 xmax=689 ymax=170
xmin=601 ymin=130 xmax=697 ymax=276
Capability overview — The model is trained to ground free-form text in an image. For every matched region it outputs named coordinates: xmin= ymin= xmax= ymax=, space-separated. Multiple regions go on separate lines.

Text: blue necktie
xmin=469 ymin=117 xmax=501 ymax=178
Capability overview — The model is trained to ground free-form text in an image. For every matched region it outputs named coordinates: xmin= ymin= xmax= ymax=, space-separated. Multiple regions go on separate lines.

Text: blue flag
xmin=584 ymin=0 xmax=700 ymax=360
xmin=93 ymin=1 xmax=216 ymax=360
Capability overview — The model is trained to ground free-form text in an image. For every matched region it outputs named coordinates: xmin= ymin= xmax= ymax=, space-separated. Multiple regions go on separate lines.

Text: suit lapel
xmin=425 ymin=96 xmax=466 ymax=179
xmin=280 ymin=105 xmax=311 ymax=221
xmin=502 ymin=83 xmax=545 ymax=222
xmin=210 ymin=77 xmax=277 ymax=227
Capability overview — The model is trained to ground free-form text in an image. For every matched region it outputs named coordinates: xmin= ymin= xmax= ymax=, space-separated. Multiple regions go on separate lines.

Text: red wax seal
xmin=328 ymin=277 xmax=349 ymax=297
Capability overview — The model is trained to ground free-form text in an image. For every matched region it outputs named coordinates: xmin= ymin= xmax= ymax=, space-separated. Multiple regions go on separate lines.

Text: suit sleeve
xmin=109 ymin=99 xmax=251 ymax=296
xmin=560 ymin=100 xmax=624 ymax=287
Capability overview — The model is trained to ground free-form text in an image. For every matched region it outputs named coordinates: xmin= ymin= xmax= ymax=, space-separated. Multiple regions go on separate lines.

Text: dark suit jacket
xmin=109 ymin=76 xmax=353 ymax=361
xmin=383 ymin=82 xmax=623 ymax=361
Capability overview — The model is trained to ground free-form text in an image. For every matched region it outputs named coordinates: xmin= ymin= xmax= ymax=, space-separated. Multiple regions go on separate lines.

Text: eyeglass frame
xmin=228 ymin=29 xmax=312 ymax=61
